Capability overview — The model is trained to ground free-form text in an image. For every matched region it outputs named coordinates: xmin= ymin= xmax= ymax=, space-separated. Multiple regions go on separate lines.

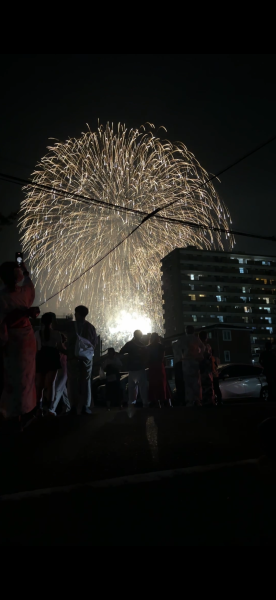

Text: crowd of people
xmin=0 ymin=260 xmax=174 ymax=427
xmin=0 ymin=260 xmax=224 ymax=428
xmin=173 ymin=325 xmax=221 ymax=407
xmin=0 ymin=261 xmax=97 ymax=426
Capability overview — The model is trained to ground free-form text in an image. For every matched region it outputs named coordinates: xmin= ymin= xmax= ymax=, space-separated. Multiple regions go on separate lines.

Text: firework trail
xmin=20 ymin=122 xmax=233 ymax=347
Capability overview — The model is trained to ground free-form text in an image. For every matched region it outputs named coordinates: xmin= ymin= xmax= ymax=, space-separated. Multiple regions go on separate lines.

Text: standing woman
xmin=35 ymin=312 xmax=63 ymax=414
xmin=148 ymin=333 xmax=170 ymax=408
xmin=0 ymin=261 xmax=37 ymax=421
xmin=199 ymin=331 xmax=215 ymax=405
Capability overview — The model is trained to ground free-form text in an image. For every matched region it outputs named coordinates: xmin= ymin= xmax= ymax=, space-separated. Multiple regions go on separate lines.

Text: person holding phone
xmin=0 ymin=257 xmax=37 ymax=422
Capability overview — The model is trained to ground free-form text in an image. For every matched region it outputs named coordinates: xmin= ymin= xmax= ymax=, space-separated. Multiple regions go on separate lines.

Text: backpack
xmin=74 ymin=322 xmax=94 ymax=361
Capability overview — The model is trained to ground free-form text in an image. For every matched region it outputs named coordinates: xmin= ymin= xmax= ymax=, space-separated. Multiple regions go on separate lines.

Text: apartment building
xmin=161 ymin=247 xmax=276 ymax=354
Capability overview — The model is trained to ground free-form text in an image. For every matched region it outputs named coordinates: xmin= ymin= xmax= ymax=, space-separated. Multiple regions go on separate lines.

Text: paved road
xmin=0 ymin=402 xmax=275 ymax=496
xmin=1 ymin=403 xmax=276 ymax=545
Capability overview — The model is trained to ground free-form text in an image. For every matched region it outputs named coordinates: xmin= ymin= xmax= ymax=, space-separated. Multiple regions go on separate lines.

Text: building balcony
xmin=184 ymin=276 xmax=276 ymax=288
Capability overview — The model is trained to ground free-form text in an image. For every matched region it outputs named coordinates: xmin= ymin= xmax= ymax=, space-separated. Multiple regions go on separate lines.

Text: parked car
xmin=218 ymin=363 xmax=268 ymax=401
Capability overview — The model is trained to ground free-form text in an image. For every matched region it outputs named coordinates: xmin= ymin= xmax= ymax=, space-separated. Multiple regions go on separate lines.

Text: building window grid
xmin=162 ymin=251 xmax=276 ymax=339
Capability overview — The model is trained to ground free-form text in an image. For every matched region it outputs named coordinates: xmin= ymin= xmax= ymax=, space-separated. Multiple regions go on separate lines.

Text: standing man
xmin=67 ymin=305 xmax=98 ymax=414
xmin=182 ymin=325 xmax=204 ymax=406
xmin=172 ymin=336 xmax=185 ymax=404
xmin=120 ymin=330 xmax=148 ymax=407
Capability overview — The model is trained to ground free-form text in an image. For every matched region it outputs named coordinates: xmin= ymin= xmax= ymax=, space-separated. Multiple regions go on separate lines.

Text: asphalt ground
xmin=1 ymin=402 xmax=276 ymax=545
xmin=0 ymin=401 xmax=275 ymax=495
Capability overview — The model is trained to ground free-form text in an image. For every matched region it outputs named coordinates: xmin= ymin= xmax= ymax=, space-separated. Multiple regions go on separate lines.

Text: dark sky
xmin=1 ymin=53 xmax=276 ymax=260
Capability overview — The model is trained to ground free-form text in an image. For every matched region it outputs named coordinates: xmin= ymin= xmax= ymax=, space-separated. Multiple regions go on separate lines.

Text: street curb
xmin=0 ymin=459 xmax=258 ymax=502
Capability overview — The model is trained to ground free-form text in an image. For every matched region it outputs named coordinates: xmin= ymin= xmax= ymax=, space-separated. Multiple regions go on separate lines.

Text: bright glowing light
xmin=20 ymin=122 xmax=233 ymax=348
xmin=109 ymin=311 xmax=152 ymax=342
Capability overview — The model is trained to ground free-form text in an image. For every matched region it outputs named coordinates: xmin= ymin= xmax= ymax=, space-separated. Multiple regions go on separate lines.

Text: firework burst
xmin=20 ymin=122 xmax=233 ymax=347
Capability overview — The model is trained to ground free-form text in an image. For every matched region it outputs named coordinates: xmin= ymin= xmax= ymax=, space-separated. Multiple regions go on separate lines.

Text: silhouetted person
xmin=102 ymin=348 xmax=122 ymax=409
xmin=182 ymin=325 xmax=204 ymax=406
xmin=67 ymin=305 xmax=97 ymax=415
xmin=172 ymin=337 xmax=185 ymax=404
xmin=199 ymin=331 xmax=215 ymax=405
xmin=211 ymin=348 xmax=222 ymax=405
xmin=259 ymin=341 xmax=276 ymax=401
xmin=120 ymin=330 xmax=148 ymax=407
xmin=0 ymin=261 xmax=37 ymax=421
xmin=45 ymin=313 xmax=70 ymax=415
xmin=35 ymin=312 xmax=64 ymax=415
xmin=148 ymin=333 xmax=170 ymax=407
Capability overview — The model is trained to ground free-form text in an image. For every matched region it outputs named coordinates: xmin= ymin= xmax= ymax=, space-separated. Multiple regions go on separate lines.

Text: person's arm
xmin=86 ymin=323 xmax=98 ymax=348
xmin=56 ymin=332 xmax=68 ymax=354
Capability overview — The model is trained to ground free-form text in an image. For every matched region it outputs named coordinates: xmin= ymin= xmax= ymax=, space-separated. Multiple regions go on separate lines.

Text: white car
xmin=218 ymin=363 xmax=268 ymax=401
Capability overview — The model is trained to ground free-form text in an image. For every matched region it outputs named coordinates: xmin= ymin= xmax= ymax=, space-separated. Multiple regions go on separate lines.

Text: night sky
xmin=1 ymin=53 xmax=276 ymax=262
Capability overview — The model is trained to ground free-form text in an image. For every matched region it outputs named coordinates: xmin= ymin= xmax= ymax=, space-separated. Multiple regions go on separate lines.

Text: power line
xmin=141 ymin=132 xmax=276 ymax=216
xmin=39 ymin=220 xmax=143 ymax=306
xmin=2 ymin=169 xmax=276 ymax=241
xmin=39 ymin=218 xmax=276 ymax=307
xmin=156 ymin=216 xmax=276 ymax=242
xmin=1 ymin=133 xmax=276 ymax=305
xmin=0 ymin=171 xmax=148 ymax=218
xmin=2 ymin=130 xmax=276 ymax=225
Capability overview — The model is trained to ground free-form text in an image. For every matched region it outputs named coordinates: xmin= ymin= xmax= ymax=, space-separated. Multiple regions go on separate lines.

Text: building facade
xmin=161 ymin=247 xmax=276 ymax=355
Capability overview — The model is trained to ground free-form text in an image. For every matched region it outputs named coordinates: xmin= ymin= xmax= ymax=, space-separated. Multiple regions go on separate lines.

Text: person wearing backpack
xmin=67 ymin=305 xmax=98 ymax=415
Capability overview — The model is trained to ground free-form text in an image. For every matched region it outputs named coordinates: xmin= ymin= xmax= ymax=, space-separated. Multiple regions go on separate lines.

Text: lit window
xmin=244 ymin=307 xmax=252 ymax=313
xmin=217 ymin=286 xmax=221 ymax=292
xmin=208 ymin=332 xmax=212 ymax=339
xmin=189 ymin=295 xmax=196 ymax=301
xmin=199 ymin=294 xmax=205 ymax=297
xmin=222 ymin=330 xmax=232 ymax=341
xmin=242 ymin=317 xmax=249 ymax=323
xmin=216 ymin=295 xmax=222 ymax=302
xmin=218 ymin=316 xmax=224 ymax=323
xmin=242 ymin=287 xmax=246 ymax=293
xmin=266 ymin=327 xmax=273 ymax=334
xmin=192 ymin=315 xmax=197 ymax=322
xmin=240 ymin=296 xmax=247 ymax=302
xmin=239 ymin=268 xmax=244 ymax=274
xmin=264 ymin=298 xmax=270 ymax=304
xmin=265 ymin=317 xmax=272 ymax=324
xmin=238 ymin=259 xmax=244 ymax=264
xmin=224 ymin=350 xmax=231 ymax=362
xmin=262 ymin=261 xmax=271 ymax=265
xmin=190 ymin=274 xmax=194 ymax=280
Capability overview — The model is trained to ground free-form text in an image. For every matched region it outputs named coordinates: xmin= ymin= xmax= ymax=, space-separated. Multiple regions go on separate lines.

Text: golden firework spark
xmin=19 ymin=122 xmax=233 ymax=347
